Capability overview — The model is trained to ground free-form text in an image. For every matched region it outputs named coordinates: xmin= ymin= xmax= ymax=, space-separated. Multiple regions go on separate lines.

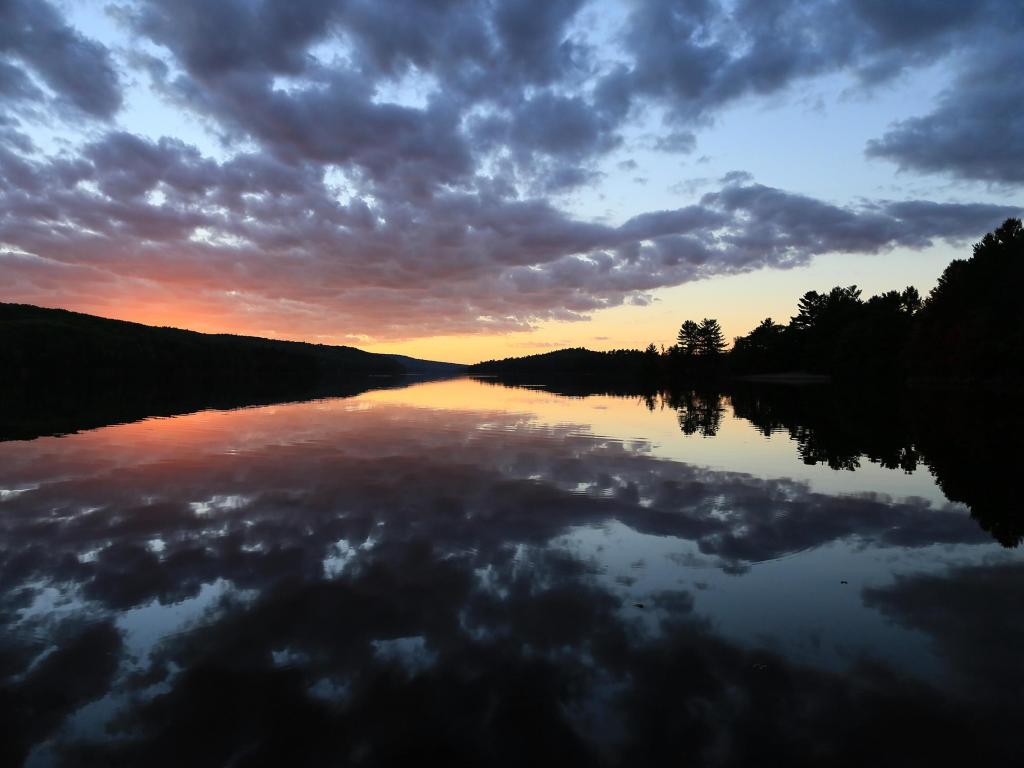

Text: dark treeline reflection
xmin=729 ymin=383 xmax=1022 ymax=548
xmin=479 ymin=378 xmax=1022 ymax=547
xmin=1 ymin=383 xmax=1020 ymax=765
xmin=0 ymin=377 xmax=413 ymax=442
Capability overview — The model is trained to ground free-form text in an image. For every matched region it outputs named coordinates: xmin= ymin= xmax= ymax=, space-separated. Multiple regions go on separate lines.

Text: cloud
xmin=603 ymin=0 xmax=1011 ymax=121
xmin=126 ymin=0 xmax=600 ymax=191
xmin=0 ymin=60 xmax=41 ymax=103
xmin=864 ymin=561 xmax=1024 ymax=701
xmin=652 ymin=130 xmax=696 ymax=153
xmin=122 ymin=0 xmax=340 ymax=79
xmin=0 ymin=0 xmax=121 ymax=117
xmin=866 ymin=43 xmax=1024 ymax=184
xmin=593 ymin=0 xmax=1022 ymax=184
xmin=0 ymin=132 xmax=1017 ymax=339
xmin=504 ymin=92 xmax=622 ymax=160
xmin=0 ymin=620 xmax=122 ymax=765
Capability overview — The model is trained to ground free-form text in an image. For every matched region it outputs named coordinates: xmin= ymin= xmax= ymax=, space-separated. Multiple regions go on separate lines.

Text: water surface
xmin=1 ymin=378 xmax=1020 ymax=766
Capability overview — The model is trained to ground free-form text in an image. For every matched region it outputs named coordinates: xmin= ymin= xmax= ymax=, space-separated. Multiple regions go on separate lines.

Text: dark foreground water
xmin=1 ymin=378 xmax=1021 ymax=766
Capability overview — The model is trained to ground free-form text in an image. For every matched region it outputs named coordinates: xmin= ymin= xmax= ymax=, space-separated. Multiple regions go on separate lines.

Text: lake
xmin=2 ymin=377 xmax=1020 ymax=766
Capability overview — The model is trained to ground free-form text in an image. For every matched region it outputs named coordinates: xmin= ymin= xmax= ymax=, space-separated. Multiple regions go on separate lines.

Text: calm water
xmin=1 ymin=378 xmax=1020 ymax=766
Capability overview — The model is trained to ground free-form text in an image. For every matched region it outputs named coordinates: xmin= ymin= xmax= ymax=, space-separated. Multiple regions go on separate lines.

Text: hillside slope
xmin=1 ymin=303 xmax=463 ymax=391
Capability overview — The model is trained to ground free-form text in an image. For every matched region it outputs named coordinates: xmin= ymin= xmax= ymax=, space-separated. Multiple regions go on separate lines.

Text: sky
xmin=0 ymin=0 xmax=1021 ymax=364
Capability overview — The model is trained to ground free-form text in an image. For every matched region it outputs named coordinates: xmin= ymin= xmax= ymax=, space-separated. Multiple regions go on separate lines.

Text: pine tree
xmin=697 ymin=318 xmax=726 ymax=357
xmin=676 ymin=320 xmax=700 ymax=355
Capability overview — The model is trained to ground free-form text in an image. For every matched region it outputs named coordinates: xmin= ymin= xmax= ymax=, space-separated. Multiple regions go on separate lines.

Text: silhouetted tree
xmin=664 ymin=389 xmax=724 ymax=436
xmin=900 ymin=286 xmax=922 ymax=314
xmin=830 ymin=287 xmax=920 ymax=378
xmin=788 ymin=286 xmax=864 ymax=372
xmin=696 ymin=318 xmax=726 ymax=357
xmin=731 ymin=318 xmax=789 ymax=373
xmin=912 ymin=218 xmax=1024 ymax=380
xmin=676 ymin=320 xmax=700 ymax=356
xmin=728 ymin=280 xmax=933 ymax=378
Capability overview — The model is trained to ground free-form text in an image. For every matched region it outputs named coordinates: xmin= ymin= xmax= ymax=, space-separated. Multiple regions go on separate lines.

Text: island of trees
xmin=471 ymin=218 xmax=1023 ymax=385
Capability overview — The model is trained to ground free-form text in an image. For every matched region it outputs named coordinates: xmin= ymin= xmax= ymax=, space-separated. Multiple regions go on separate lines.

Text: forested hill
xmin=384 ymin=354 xmax=466 ymax=377
xmin=469 ymin=347 xmax=660 ymax=379
xmin=1 ymin=303 xmax=459 ymax=393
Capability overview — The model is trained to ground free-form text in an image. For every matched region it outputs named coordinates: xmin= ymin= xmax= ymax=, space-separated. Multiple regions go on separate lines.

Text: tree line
xmin=660 ymin=217 xmax=1022 ymax=382
xmin=471 ymin=218 xmax=1021 ymax=383
xmin=727 ymin=283 xmax=921 ymax=378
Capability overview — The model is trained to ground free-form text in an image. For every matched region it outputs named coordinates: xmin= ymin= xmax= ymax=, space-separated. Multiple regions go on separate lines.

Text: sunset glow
xmin=1 ymin=1 xmax=1021 ymax=361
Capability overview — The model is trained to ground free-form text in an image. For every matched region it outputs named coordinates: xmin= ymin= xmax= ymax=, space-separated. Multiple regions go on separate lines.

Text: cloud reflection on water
xmin=0 ymin=380 xmax=1019 ymax=765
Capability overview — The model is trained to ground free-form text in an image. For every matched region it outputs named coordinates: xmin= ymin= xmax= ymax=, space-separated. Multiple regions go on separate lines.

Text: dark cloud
xmin=0 ymin=131 xmax=1017 ymax=337
xmin=604 ymin=0 xmax=1013 ymax=121
xmin=50 ymin=548 xmax=1016 ymax=766
xmin=866 ymin=44 xmax=1024 ymax=184
xmin=588 ymin=0 xmax=1022 ymax=185
xmin=0 ymin=59 xmax=40 ymax=103
xmin=126 ymin=0 xmax=339 ymax=78
xmin=864 ymin=561 xmax=1024 ymax=703
xmin=702 ymin=183 xmax=1019 ymax=256
xmin=126 ymin=0 xmax=601 ymax=191
xmin=0 ymin=0 xmax=121 ymax=117
xmin=82 ymin=131 xmax=218 ymax=199
xmin=198 ymin=72 xmax=475 ymax=189
xmin=652 ymin=130 xmax=696 ymax=153
xmin=0 ymin=621 xmax=122 ymax=766
xmin=506 ymin=92 xmax=621 ymax=159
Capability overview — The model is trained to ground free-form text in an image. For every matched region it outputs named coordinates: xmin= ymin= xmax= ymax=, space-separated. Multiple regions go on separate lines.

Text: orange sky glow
xmin=17 ymin=244 xmax=961 ymax=365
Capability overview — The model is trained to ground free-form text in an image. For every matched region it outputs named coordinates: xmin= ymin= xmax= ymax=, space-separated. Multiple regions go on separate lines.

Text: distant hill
xmin=1 ymin=303 xmax=459 ymax=394
xmin=468 ymin=347 xmax=659 ymax=380
xmin=385 ymin=354 xmax=465 ymax=377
